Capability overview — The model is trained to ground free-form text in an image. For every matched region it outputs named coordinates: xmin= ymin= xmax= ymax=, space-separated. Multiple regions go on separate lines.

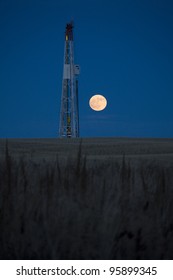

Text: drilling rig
xmin=59 ymin=22 xmax=80 ymax=138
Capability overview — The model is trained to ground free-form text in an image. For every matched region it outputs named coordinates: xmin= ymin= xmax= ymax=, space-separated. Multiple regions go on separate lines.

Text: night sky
xmin=0 ymin=0 xmax=173 ymax=138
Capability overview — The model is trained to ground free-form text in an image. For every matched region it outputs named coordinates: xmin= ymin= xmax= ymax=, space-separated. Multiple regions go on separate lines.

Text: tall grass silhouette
xmin=0 ymin=140 xmax=173 ymax=259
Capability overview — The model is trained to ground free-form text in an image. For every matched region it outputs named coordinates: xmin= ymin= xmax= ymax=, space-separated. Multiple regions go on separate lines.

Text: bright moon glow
xmin=89 ymin=94 xmax=107 ymax=111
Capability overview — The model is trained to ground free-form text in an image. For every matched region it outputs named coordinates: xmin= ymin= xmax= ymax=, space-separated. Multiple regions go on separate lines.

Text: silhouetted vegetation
xmin=0 ymin=139 xmax=173 ymax=259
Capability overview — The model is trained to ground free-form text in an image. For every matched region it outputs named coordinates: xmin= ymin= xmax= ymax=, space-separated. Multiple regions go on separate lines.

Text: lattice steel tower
xmin=59 ymin=22 xmax=80 ymax=137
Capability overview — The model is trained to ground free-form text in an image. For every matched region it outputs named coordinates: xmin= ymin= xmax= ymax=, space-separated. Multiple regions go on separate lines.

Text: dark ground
xmin=0 ymin=138 xmax=173 ymax=259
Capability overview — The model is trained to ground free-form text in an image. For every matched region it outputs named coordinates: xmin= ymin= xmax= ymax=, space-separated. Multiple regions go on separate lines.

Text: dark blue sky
xmin=0 ymin=0 xmax=173 ymax=138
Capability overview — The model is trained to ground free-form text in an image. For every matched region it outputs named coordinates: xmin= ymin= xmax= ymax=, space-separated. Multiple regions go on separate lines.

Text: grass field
xmin=0 ymin=137 xmax=173 ymax=259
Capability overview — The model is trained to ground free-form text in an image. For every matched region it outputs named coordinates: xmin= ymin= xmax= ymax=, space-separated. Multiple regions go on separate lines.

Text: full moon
xmin=89 ymin=94 xmax=107 ymax=111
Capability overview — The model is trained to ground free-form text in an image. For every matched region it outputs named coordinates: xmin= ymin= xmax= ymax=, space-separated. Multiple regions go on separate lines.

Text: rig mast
xmin=59 ymin=22 xmax=80 ymax=138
